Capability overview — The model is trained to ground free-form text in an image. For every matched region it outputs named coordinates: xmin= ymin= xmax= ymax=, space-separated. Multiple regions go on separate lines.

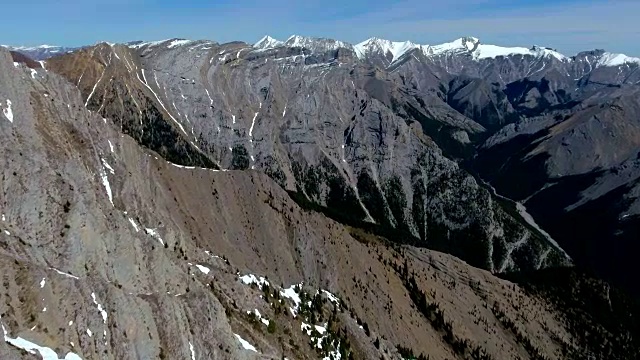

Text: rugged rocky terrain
xmin=43 ymin=39 xmax=570 ymax=277
xmin=2 ymin=33 xmax=640 ymax=359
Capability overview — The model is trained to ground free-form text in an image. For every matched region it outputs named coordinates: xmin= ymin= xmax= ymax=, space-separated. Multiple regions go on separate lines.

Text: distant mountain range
xmin=6 ymin=34 xmax=640 ymax=65
xmin=2 ymin=44 xmax=81 ymax=60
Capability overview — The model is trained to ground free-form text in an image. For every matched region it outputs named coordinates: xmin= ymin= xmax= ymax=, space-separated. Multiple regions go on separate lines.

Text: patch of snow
xmin=280 ymin=284 xmax=302 ymax=316
xmin=234 ymin=333 xmax=258 ymax=353
xmin=4 ymin=230 xmax=10 ymax=235
xmin=189 ymin=341 xmax=196 ymax=360
xmin=40 ymin=278 xmax=46 ymax=288
xmin=2 ymin=320 xmax=84 ymax=360
xmin=3 ymin=99 xmax=14 ymax=123
xmin=90 ymin=292 xmax=108 ymax=324
xmin=144 ymin=228 xmax=165 ymax=245
xmin=69 ymin=321 xmax=73 ymax=326
xmin=167 ymin=39 xmax=193 ymax=48
xmin=204 ymin=250 xmax=222 ymax=260
xmin=239 ymin=274 xmax=269 ymax=287
xmin=597 ymin=52 xmax=640 ymax=67
xmin=321 ymin=290 xmax=340 ymax=305
xmin=254 ymin=35 xmax=284 ymax=49
xmin=250 ymin=309 xmax=270 ymax=326
xmin=42 ymin=307 xmax=47 ymax=312
xmin=50 ymin=268 xmax=79 ymax=279
xmin=99 ymin=168 xmax=114 ymax=206
xmin=169 ymin=162 xmax=196 ymax=170
xmin=127 ymin=218 xmax=140 ymax=232
xmin=249 ymin=112 xmax=258 ymax=141
xmin=301 ymin=322 xmax=330 ymax=350
xmin=204 ymin=89 xmax=213 ymax=105
xmin=86 ymin=329 xmax=92 ymax=337
xmin=195 ymin=264 xmax=210 ymax=274
xmin=354 ymin=38 xmax=418 ymax=63
xmin=107 ymin=140 xmax=114 ymax=153
xmin=101 ymin=158 xmax=115 ymax=174
xmin=30 ymin=68 xmax=38 ymax=79
xmin=282 ymin=106 xmax=286 ymax=117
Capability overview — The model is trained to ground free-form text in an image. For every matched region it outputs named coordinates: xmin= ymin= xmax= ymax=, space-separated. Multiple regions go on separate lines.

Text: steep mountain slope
xmin=1 ymin=47 xmax=638 ymax=360
xmin=43 ymin=40 xmax=570 ymax=276
xmin=473 ymin=85 xmax=640 ymax=297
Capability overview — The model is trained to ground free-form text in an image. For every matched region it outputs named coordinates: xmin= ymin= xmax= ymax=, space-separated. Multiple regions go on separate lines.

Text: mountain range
xmin=1 ymin=33 xmax=640 ymax=359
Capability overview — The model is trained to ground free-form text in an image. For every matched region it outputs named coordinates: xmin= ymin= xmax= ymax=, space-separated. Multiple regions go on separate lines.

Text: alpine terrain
xmin=0 ymin=32 xmax=639 ymax=360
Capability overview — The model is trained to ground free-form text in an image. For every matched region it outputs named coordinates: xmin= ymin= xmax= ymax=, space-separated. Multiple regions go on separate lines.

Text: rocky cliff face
xmin=44 ymin=40 xmax=570 ymax=276
xmin=2 ymin=41 xmax=640 ymax=359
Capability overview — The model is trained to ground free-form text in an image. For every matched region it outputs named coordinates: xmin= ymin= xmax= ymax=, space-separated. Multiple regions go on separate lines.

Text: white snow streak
xmin=40 ymin=278 xmax=46 ymax=288
xmin=322 ymin=290 xmax=340 ymax=305
xmin=204 ymin=89 xmax=213 ymax=105
xmin=85 ymin=69 xmax=106 ymax=107
xmin=127 ymin=218 xmax=140 ymax=232
xmin=50 ymin=268 xmax=79 ymax=279
xmin=189 ymin=342 xmax=196 ymax=360
xmin=144 ymin=228 xmax=165 ymax=245
xmin=101 ymin=158 xmax=115 ymax=174
xmin=3 ymin=99 xmax=14 ymax=123
xmin=107 ymin=140 xmax=114 ymax=153
xmin=99 ymin=168 xmax=114 ymax=206
xmin=139 ymin=69 xmax=188 ymax=136
xmin=195 ymin=264 xmax=210 ymax=274
xmin=234 ymin=333 xmax=258 ymax=352
xmin=2 ymin=319 xmax=83 ymax=360
xmin=90 ymin=292 xmax=108 ymax=324
xmin=249 ymin=112 xmax=258 ymax=141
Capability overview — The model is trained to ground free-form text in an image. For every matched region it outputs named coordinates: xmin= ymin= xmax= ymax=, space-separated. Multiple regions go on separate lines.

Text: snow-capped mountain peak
xmin=284 ymin=35 xmax=351 ymax=51
xmin=429 ymin=36 xmax=481 ymax=55
xmin=354 ymin=37 xmax=421 ymax=64
xmin=253 ymin=35 xmax=284 ymax=49
xmin=596 ymin=52 xmax=640 ymax=67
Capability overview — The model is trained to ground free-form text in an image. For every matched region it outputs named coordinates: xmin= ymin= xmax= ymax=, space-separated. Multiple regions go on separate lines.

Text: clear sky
xmin=1 ymin=0 xmax=638 ymax=56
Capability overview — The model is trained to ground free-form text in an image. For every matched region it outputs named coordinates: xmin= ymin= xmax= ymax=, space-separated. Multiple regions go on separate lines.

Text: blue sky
xmin=2 ymin=0 xmax=639 ymax=56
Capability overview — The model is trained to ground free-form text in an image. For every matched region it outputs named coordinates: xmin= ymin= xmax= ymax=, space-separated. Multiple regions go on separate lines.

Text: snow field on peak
xmin=597 ymin=52 xmax=640 ymax=67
